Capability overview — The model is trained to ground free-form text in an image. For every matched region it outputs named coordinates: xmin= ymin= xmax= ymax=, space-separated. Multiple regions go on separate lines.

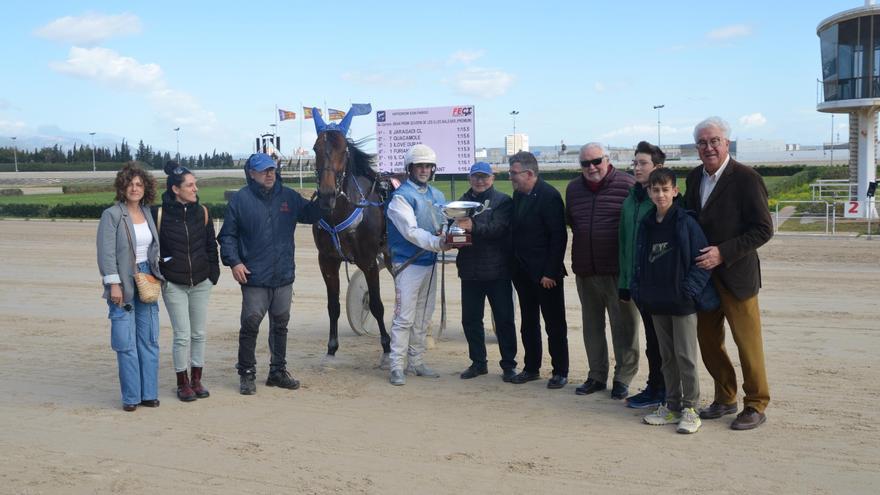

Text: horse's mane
xmin=346 ymin=136 xmax=379 ymax=182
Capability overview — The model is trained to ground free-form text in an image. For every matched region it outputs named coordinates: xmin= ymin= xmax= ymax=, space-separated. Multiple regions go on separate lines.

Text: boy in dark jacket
xmin=632 ymin=168 xmax=719 ymax=434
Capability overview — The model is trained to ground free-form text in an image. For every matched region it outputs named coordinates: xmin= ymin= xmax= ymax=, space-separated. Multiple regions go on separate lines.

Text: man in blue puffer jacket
xmin=218 ymin=153 xmax=323 ymax=395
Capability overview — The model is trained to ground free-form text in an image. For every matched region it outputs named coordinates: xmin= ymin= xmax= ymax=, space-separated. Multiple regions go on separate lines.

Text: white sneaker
xmin=677 ymin=407 xmax=702 ymax=434
xmin=643 ymin=404 xmax=682 ymax=425
xmin=405 ymin=364 xmax=440 ymax=378
xmin=389 ymin=369 xmax=405 ymax=386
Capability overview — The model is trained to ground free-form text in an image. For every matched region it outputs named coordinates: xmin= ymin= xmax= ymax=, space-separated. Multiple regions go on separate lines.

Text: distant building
xmin=736 ymin=139 xmax=786 ymax=154
xmin=505 ymin=134 xmax=529 ymax=155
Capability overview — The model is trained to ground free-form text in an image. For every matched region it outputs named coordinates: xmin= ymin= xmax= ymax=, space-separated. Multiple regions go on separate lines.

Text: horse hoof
xmin=321 ymin=354 xmax=338 ymax=370
xmin=378 ymin=353 xmax=391 ymax=370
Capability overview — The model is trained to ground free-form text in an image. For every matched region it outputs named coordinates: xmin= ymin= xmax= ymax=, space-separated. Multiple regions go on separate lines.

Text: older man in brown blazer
xmin=684 ymin=116 xmax=773 ymax=430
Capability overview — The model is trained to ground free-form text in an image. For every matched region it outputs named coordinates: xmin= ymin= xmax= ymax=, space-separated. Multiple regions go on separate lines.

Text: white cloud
xmin=148 ymin=88 xmax=217 ymax=133
xmin=0 ymin=119 xmax=28 ymax=134
xmin=594 ymin=82 xmax=606 ymax=93
xmin=341 ymin=70 xmax=413 ymax=88
xmin=49 ymin=47 xmax=217 ymax=134
xmin=448 ymin=49 xmax=485 ymax=65
xmin=739 ymin=112 xmax=767 ymax=127
xmin=706 ymin=24 xmax=752 ymax=41
xmin=34 ymin=13 xmax=142 ymax=45
xmin=50 ymin=47 xmax=163 ymax=90
xmin=451 ymin=68 xmax=514 ymax=99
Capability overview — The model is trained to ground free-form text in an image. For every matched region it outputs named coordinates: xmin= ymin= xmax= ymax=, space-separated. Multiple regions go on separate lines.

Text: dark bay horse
xmin=311 ymin=108 xmax=391 ymax=367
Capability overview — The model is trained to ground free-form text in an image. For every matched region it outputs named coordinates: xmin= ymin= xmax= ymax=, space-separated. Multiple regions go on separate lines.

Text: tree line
xmin=0 ymin=140 xmax=236 ymax=169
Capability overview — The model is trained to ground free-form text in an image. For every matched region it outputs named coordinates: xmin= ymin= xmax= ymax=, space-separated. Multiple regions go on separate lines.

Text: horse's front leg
xmin=362 ymin=262 xmax=391 ymax=369
xmin=319 ymin=253 xmax=342 ymax=358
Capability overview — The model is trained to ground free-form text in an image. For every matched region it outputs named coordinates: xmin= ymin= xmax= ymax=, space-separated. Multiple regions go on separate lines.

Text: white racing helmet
xmin=405 ymin=144 xmax=437 ymax=166
xmin=404 ymin=144 xmax=437 ymax=183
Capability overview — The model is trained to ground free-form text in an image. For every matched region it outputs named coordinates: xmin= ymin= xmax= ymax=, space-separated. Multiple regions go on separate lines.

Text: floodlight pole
xmin=653 ymin=104 xmax=665 ymax=146
xmin=11 ymin=137 xmax=18 ymax=173
xmin=174 ymin=127 xmax=181 ymax=161
xmin=89 ymin=132 xmax=96 ymax=172
xmin=510 ymin=110 xmax=519 ymax=154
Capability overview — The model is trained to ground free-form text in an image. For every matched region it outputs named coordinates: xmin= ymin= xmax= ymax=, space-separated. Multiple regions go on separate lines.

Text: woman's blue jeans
xmin=108 ymin=261 xmax=160 ymax=406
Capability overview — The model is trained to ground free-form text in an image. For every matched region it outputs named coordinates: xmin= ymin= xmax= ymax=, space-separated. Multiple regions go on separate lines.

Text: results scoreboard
xmin=375 ymin=105 xmax=475 ymax=174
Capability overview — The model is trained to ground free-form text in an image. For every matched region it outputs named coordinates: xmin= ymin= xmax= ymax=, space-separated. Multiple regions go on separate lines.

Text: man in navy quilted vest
xmin=386 ymin=144 xmax=449 ymax=386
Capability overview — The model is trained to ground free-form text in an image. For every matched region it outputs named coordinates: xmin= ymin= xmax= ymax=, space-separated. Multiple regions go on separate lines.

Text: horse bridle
xmin=315 ymin=132 xmax=351 ymax=201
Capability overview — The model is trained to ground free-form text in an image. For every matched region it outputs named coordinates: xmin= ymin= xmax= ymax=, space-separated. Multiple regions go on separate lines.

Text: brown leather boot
xmin=176 ymin=370 xmax=197 ymax=402
xmin=190 ymin=366 xmax=210 ymax=398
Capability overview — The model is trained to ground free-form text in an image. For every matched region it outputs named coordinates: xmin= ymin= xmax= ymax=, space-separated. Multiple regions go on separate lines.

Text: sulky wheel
xmin=345 ymin=268 xmax=377 ymax=336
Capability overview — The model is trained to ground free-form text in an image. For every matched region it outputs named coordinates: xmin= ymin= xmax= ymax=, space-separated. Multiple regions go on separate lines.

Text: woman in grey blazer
xmin=96 ymin=163 xmax=164 ymax=412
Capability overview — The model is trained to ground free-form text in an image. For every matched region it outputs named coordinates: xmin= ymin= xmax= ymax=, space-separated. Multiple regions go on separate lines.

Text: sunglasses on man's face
xmin=580 ymin=157 xmax=604 ymax=168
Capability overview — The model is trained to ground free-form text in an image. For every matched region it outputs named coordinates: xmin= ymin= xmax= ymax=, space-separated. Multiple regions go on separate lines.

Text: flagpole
xmin=299 ymin=101 xmax=304 ymax=189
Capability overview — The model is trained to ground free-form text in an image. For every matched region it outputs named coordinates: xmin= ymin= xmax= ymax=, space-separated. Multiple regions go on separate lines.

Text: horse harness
xmin=315 ymin=142 xmax=383 ymax=263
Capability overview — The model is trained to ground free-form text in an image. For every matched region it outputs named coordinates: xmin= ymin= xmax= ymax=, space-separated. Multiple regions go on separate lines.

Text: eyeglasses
xmin=508 ymin=169 xmax=530 ymax=177
xmin=172 ymin=166 xmax=190 ymax=175
xmin=251 ymin=168 xmax=276 ymax=176
xmin=470 ymin=174 xmax=492 ymax=181
xmin=631 ymin=159 xmax=654 ymax=168
xmin=696 ymin=137 xmax=726 ymax=149
xmin=580 ymin=157 xmax=605 ymax=168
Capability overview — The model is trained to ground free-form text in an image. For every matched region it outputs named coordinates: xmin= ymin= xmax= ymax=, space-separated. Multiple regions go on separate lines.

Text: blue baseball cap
xmin=246 ymin=153 xmax=276 ymax=172
xmin=469 ymin=162 xmax=492 ymax=176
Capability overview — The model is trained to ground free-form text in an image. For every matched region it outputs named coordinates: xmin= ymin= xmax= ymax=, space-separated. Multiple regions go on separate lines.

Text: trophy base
xmin=445 ymin=232 xmax=471 ymax=248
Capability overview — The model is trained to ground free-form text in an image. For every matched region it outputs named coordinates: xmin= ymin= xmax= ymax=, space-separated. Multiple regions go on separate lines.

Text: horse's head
xmin=310 ymin=104 xmax=373 ymax=210
xmin=313 ymin=129 xmax=349 ymax=210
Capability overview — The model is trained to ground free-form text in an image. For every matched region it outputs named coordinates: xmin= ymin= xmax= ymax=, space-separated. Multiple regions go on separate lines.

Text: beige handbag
xmin=121 ymin=206 xmax=161 ymax=304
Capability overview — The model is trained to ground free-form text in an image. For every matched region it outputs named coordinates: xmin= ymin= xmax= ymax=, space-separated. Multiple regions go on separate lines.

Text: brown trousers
xmin=697 ymin=276 xmax=770 ymax=412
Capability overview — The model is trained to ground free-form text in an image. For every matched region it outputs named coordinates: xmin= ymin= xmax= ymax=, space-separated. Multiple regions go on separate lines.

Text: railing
xmin=774 ymin=201 xmax=832 ymax=234
xmin=777 ymin=199 xmax=878 ymax=237
xmin=811 ymin=179 xmax=857 ymax=200
xmin=820 ymin=75 xmax=880 ymax=102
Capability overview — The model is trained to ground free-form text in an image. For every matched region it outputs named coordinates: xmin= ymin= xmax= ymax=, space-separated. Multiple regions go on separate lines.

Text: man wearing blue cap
xmin=218 ymin=153 xmax=323 ymax=395
xmin=454 ymin=162 xmax=518 ymax=381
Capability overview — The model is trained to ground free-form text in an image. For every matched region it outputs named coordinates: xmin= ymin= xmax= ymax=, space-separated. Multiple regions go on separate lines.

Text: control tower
xmin=818 ymin=0 xmax=880 ymax=217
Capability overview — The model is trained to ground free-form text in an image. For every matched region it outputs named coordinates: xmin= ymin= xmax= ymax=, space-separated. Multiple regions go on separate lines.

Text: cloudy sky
xmin=0 ymin=0 xmax=857 ymax=155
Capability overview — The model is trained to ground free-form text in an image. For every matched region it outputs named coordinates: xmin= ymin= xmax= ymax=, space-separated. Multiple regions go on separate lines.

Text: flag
xmin=303 ymin=107 xmax=322 ymax=119
xmin=348 ymin=103 xmax=372 ymax=116
xmin=328 ymin=108 xmax=346 ymax=121
xmin=278 ymin=109 xmax=296 ymax=121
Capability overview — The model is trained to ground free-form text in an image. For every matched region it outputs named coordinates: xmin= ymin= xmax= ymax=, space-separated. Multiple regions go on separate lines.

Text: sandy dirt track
xmin=0 ymin=219 xmax=878 ymax=494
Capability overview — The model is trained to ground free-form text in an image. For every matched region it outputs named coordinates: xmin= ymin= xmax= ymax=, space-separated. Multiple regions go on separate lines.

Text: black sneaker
xmin=626 ymin=386 xmax=665 ymax=409
xmin=240 ymin=373 xmax=256 ymax=395
xmin=611 ymin=381 xmax=629 ymax=400
xmin=266 ymin=369 xmax=301 ymax=390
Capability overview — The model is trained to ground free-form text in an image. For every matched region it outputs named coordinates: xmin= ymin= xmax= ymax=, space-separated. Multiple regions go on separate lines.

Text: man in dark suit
xmin=507 ymin=151 xmax=569 ymax=389
xmin=684 ymin=117 xmax=773 ymax=430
